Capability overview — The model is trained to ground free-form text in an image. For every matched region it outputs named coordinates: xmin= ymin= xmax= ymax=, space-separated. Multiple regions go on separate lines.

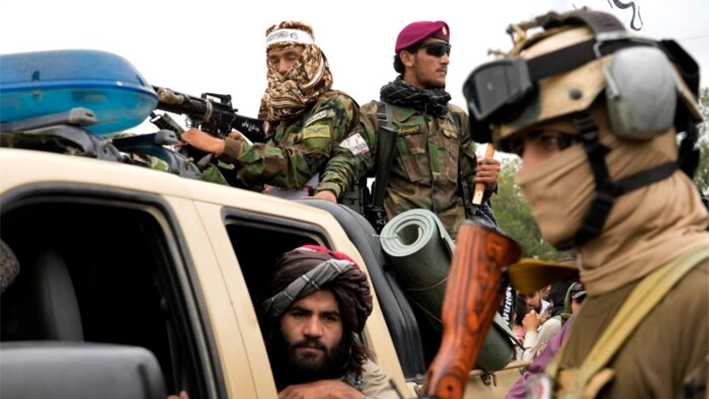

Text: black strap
xmin=525 ymin=9 xmax=668 ymax=87
xmin=559 ymin=112 xmax=680 ymax=249
xmin=527 ymin=38 xmax=653 ymax=84
xmin=541 ymin=9 xmax=627 ymax=34
xmin=659 ymin=39 xmax=700 ymax=98
xmin=371 ymin=102 xmax=398 ymax=210
xmin=575 ymin=112 xmax=612 ymax=188
xmin=678 ymin=121 xmax=700 ymax=178
xmin=364 ymin=102 xmax=399 ymax=233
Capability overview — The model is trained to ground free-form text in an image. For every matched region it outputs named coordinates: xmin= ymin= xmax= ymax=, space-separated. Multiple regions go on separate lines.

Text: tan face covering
xmin=517 ymin=141 xmax=593 ymax=246
xmin=258 ymin=43 xmax=333 ymax=122
xmin=517 ymin=107 xmax=709 ymax=296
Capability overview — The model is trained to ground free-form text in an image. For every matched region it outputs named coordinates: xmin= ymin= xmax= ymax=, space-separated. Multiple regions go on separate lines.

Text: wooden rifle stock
xmin=422 ymin=222 xmax=522 ymax=399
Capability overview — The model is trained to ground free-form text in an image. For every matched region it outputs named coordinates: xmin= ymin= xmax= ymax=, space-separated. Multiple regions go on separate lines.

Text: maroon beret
xmin=395 ymin=21 xmax=450 ymax=52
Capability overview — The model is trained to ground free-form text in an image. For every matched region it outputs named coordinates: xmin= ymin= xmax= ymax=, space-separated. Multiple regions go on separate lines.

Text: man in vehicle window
xmin=170 ymin=245 xmax=399 ymax=399
xmin=181 ymin=21 xmax=370 ymax=200
xmin=313 ymin=20 xmax=500 ymax=239
xmin=261 ymin=245 xmax=398 ymax=399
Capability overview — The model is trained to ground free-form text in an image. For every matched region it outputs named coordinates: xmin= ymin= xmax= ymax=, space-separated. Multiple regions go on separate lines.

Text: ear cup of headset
xmin=604 ymin=46 xmax=678 ymax=141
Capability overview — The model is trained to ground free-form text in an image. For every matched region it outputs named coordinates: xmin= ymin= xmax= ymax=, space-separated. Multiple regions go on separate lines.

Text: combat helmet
xmin=463 ymin=8 xmax=704 ymax=249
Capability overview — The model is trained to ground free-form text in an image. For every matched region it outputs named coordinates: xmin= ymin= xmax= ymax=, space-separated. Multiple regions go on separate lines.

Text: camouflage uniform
xmin=218 ymin=90 xmax=364 ymax=192
xmin=318 ymin=100 xmax=497 ymax=240
xmin=108 ymin=132 xmax=171 ymax=172
xmin=107 ymin=131 xmax=223 ymax=184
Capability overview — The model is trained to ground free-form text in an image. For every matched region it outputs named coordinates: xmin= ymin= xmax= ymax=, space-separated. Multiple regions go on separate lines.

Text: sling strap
xmin=363 ymin=102 xmax=399 ymax=233
xmin=370 ymin=102 xmax=398 ymax=214
xmin=545 ymin=245 xmax=709 ymax=398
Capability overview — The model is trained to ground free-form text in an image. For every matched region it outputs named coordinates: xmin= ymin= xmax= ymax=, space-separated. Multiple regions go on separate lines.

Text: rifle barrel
xmin=151 ymin=85 xmax=265 ymax=143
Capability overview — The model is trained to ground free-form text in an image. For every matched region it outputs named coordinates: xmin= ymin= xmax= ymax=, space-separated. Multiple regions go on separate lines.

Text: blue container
xmin=0 ymin=49 xmax=158 ymax=136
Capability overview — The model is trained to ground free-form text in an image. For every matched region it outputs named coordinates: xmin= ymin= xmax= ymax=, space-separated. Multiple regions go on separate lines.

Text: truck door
xmin=0 ymin=181 xmax=227 ymax=399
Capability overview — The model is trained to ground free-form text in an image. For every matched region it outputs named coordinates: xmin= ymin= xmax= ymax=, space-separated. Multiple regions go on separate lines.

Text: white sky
xmin=1 ymin=0 xmax=708 ymax=137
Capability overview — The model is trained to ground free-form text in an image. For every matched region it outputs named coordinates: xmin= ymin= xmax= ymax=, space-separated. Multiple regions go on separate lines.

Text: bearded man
xmin=169 ymin=245 xmax=399 ymax=399
xmin=262 ymin=245 xmax=399 ymax=399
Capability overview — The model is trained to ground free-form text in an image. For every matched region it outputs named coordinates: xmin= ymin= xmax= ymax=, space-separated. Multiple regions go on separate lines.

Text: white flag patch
xmin=305 ymin=110 xmax=328 ymax=126
xmin=339 ymin=133 xmax=369 ymax=155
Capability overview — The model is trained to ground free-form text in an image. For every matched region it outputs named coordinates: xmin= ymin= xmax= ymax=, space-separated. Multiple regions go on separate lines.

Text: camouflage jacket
xmin=318 ymin=100 xmax=497 ymax=239
xmin=217 ymin=90 xmax=363 ymax=190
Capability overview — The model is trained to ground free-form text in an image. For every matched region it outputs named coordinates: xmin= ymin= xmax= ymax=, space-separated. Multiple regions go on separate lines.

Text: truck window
xmin=0 ymin=191 xmax=223 ymax=399
xmin=223 ymin=213 xmax=330 ymax=327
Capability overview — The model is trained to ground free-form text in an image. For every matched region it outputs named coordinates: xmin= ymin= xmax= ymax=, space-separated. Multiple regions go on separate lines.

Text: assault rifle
xmin=151 ymin=85 xmax=266 ymax=144
xmin=150 ymin=85 xmax=268 ymax=183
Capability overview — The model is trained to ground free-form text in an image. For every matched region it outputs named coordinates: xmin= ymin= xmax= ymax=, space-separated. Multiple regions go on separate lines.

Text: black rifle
xmin=364 ymin=102 xmax=397 ymax=234
xmin=152 ymin=85 xmax=266 ymax=144
xmin=150 ymin=85 xmax=268 ymax=184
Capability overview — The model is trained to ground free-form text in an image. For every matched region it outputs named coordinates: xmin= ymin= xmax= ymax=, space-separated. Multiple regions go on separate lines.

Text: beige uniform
xmin=558 ymin=260 xmax=709 ymax=398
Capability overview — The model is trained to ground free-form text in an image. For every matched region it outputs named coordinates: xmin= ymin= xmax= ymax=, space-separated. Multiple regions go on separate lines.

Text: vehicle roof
xmin=0 ymin=147 xmax=336 ymax=222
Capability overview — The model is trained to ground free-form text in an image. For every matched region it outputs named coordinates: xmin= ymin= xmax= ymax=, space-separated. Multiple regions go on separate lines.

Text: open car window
xmin=0 ymin=186 xmax=224 ymax=399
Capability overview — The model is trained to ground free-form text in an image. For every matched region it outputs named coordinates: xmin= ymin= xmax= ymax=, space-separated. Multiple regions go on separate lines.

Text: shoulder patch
xmin=305 ymin=110 xmax=330 ymax=127
xmin=442 ymin=128 xmax=457 ymax=139
xmin=399 ymin=125 xmax=421 ymax=135
xmin=339 ymin=133 xmax=370 ymax=156
xmin=302 ymin=124 xmax=332 ymax=139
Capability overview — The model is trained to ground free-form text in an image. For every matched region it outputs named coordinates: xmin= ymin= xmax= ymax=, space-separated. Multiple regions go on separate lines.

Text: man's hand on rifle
xmin=474 ymin=157 xmax=500 ymax=191
xmin=180 ymin=128 xmax=244 ymax=156
xmin=180 ymin=128 xmax=225 ymax=155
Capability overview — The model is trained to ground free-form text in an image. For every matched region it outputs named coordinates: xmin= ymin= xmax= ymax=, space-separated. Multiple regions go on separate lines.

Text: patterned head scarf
xmin=262 ymin=245 xmax=373 ymax=333
xmin=258 ymin=21 xmax=334 ymax=123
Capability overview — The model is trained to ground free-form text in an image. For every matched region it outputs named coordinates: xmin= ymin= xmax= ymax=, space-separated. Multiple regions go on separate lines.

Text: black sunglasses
xmin=413 ymin=42 xmax=452 ymax=57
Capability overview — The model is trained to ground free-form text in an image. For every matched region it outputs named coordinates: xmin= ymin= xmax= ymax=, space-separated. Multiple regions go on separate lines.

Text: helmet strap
xmin=556 ymin=112 xmax=679 ymax=250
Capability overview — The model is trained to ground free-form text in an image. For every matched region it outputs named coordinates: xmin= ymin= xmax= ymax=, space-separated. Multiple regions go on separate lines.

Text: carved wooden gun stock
xmin=422 ymin=221 xmax=522 ymax=399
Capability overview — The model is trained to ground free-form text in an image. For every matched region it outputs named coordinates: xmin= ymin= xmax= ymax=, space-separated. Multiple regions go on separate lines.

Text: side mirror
xmin=1 ymin=342 xmax=167 ymax=399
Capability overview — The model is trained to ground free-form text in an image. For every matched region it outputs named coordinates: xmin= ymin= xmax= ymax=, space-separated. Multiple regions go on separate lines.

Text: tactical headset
xmin=462 ymin=9 xmax=703 ymax=249
xmin=464 ymin=10 xmax=701 ymax=146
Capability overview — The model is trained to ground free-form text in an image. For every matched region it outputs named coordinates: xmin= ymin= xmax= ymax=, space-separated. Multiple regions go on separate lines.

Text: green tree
xmin=493 ymin=157 xmax=571 ymax=260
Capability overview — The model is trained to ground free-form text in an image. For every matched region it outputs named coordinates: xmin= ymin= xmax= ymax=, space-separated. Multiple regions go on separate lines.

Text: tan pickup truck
xmin=0 ymin=145 xmax=529 ymax=399
xmin=0 ymin=49 xmax=528 ymax=399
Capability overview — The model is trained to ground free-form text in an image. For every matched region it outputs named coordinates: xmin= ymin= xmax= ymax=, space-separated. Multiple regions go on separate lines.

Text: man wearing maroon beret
xmin=315 ymin=20 xmax=500 ymax=240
